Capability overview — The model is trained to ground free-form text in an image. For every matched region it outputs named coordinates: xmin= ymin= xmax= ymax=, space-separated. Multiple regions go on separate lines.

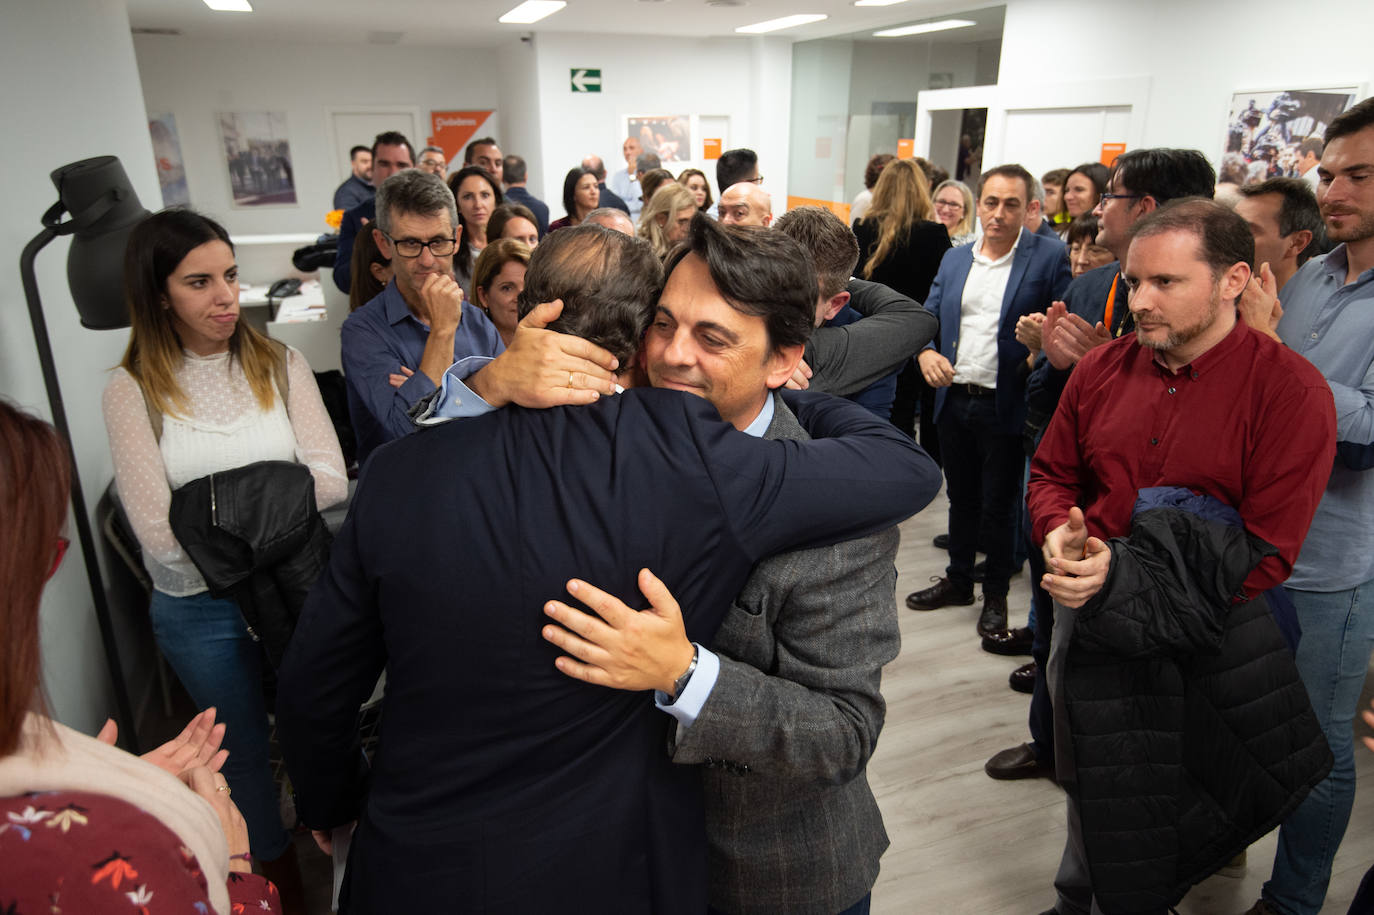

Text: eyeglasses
xmin=382 ymin=233 xmax=458 ymax=258
xmin=1100 ymin=192 xmax=1144 ymax=204
xmin=934 ymin=200 xmax=965 ymax=211
xmin=747 ymin=175 xmax=765 ymax=185
xmin=46 ymin=536 xmax=70 ymax=582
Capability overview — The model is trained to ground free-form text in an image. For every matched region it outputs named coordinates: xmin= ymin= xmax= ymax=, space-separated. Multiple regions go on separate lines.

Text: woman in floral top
xmin=0 ymin=402 xmax=279 ymax=915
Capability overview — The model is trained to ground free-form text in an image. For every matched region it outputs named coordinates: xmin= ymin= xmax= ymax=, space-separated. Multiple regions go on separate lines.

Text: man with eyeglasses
xmin=985 ymin=148 xmax=1218 ymax=782
xmin=340 ymin=170 xmax=619 ymax=464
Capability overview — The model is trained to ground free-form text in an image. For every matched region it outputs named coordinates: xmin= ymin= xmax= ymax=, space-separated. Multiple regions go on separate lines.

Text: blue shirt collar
xmin=741 ymin=392 xmax=775 ymax=438
xmin=381 ymin=279 xmax=421 ymax=328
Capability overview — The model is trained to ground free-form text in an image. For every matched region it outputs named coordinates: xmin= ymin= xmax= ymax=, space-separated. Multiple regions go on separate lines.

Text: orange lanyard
xmin=1102 ymin=274 xmax=1119 ymax=331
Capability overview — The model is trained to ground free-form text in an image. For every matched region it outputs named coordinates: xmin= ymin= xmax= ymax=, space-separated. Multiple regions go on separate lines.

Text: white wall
xmin=994 ymin=0 xmax=1374 ymax=167
xmin=133 ymin=36 xmax=502 ymax=239
xmin=530 ymin=33 xmax=791 ymax=218
xmin=0 ymin=0 xmax=163 ymax=737
xmin=497 ymin=36 xmax=547 ymax=198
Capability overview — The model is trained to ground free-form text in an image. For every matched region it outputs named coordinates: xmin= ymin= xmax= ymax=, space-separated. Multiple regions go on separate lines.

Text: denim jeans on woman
xmin=149 ymin=589 xmax=290 ymax=862
xmin=1263 ymin=579 xmax=1374 ymax=914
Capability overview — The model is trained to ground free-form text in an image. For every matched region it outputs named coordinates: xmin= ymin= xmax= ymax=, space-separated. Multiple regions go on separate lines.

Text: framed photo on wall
xmin=1220 ymin=86 xmax=1363 ymax=187
xmin=625 ymin=114 xmax=692 ymax=165
xmin=148 ymin=112 xmax=190 ymax=208
xmin=218 ymin=111 xmax=298 ymax=207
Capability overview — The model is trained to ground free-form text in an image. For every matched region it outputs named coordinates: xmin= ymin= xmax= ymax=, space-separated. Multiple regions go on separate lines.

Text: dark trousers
xmin=1027 ymin=509 xmax=1055 ymax=764
xmin=937 ymin=388 xmax=1023 ymax=597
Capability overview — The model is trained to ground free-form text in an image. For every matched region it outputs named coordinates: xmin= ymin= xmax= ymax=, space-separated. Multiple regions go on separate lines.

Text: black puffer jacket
xmin=1059 ymin=490 xmax=1331 ymax=914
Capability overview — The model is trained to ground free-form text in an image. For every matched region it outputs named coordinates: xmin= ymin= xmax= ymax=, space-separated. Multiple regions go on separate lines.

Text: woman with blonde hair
xmin=101 ymin=208 xmax=347 ymax=912
xmin=638 ymin=182 xmax=697 ymax=259
xmin=853 ymin=157 xmax=952 ymax=452
xmin=471 ymin=238 xmax=531 ymax=345
xmin=932 ymin=178 xmax=977 ymax=247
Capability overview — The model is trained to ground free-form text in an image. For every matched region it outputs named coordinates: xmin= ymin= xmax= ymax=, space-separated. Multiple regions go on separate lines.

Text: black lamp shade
xmin=46 ymin=156 xmax=149 ymax=330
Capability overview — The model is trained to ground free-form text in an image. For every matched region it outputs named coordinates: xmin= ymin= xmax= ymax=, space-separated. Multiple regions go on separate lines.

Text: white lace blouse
xmin=102 ymin=346 xmax=348 ymax=597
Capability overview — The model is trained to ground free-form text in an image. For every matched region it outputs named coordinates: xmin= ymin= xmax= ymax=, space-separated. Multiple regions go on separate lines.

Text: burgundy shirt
xmin=1029 ymin=319 xmax=1336 ymax=596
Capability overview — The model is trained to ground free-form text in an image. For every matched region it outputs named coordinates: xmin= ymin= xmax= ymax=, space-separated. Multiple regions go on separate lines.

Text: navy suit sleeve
xmin=693 ymin=390 xmax=940 ymax=561
xmin=276 ymin=476 xmax=386 ymax=829
xmin=334 ymin=208 xmax=360 ymax=293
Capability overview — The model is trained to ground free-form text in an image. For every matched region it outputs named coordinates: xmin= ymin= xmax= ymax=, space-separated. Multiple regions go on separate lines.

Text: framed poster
xmin=218 ymin=111 xmax=298 ymax=206
xmin=148 ymin=112 xmax=189 ymax=207
xmin=1220 ymin=87 xmax=1361 ymax=186
xmin=625 ymin=114 xmax=692 ymax=164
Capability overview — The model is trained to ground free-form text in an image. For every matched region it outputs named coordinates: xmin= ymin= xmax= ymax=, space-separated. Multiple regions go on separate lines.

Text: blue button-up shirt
xmin=1275 ymin=244 xmax=1374 ymax=590
xmin=341 ymin=279 xmax=503 ymax=465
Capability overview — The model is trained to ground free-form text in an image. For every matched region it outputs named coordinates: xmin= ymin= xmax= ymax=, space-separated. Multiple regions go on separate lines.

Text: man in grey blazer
xmin=544 ymin=215 xmax=928 ymax=914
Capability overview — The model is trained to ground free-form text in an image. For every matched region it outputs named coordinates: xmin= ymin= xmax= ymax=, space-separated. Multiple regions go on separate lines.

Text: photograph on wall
xmin=1221 ymin=87 xmax=1359 ymax=186
xmin=148 ymin=112 xmax=190 ymax=208
xmin=218 ymin=111 xmax=297 ymax=206
xmin=626 ymin=115 xmax=692 ymax=164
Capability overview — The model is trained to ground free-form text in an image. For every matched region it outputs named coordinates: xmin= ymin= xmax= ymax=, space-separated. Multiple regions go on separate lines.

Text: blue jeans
xmin=1263 ymin=580 xmax=1374 ymax=915
xmin=149 ymin=590 xmax=291 ymax=861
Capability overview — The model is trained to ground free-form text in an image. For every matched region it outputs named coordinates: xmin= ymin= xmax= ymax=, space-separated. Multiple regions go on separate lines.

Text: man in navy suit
xmin=277 ymin=224 xmax=938 ymax=913
xmin=501 ymin=154 xmax=550 ymax=237
xmin=906 ymin=164 xmax=1072 ymax=636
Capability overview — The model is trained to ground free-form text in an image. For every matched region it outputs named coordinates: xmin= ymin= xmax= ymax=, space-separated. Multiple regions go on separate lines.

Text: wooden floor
xmin=870 ymin=488 xmax=1374 ymax=915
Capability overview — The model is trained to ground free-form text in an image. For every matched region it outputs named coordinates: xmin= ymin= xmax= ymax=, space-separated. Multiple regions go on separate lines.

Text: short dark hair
xmin=487 ymin=203 xmax=539 ymax=241
xmin=350 ymin=145 xmax=370 ymax=160
xmin=716 ymin=148 xmax=759 ymax=191
xmin=638 ymin=169 xmax=674 ymax=206
xmin=372 ymin=131 xmax=415 ymax=164
xmin=864 ymin=154 xmax=895 ymax=190
xmin=664 ymin=214 xmax=815 ymax=351
xmin=1042 ymin=168 xmax=1071 ymax=189
xmin=977 ymin=164 xmax=1035 ymax=201
xmin=465 ymin=136 xmax=499 ymax=163
xmin=1325 ymin=97 xmax=1374 ymax=145
xmin=1236 ymin=177 xmax=1325 ymax=265
xmin=518 ymin=225 xmax=665 ymax=365
xmin=503 ymin=154 xmax=528 ymax=184
xmin=635 ymin=152 xmax=661 ymax=175
xmin=1127 ymin=198 xmax=1255 ymax=291
xmin=773 ymin=206 xmax=860 ymax=300
xmin=1109 ymin=148 xmax=1215 ymax=204
xmin=1298 ymin=136 xmax=1324 ymax=159
xmin=1065 ymin=215 xmax=1102 ymax=248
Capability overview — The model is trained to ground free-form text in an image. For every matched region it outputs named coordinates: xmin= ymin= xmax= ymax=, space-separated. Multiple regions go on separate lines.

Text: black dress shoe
xmin=1009 ymin=660 xmax=1036 ymax=693
xmin=976 ymin=593 xmax=1008 ymax=636
xmin=981 ymin=626 xmax=1033 ymax=656
xmin=984 ymin=742 xmax=1055 ymax=781
xmin=933 ymin=533 xmax=950 ymax=550
xmin=905 ymin=576 xmax=975 ymax=611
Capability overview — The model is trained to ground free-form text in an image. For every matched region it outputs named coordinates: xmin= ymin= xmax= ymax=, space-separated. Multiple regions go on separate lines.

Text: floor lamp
xmin=18 ymin=156 xmax=149 ymax=752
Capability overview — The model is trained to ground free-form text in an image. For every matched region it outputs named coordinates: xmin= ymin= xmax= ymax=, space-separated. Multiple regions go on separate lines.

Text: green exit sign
xmin=570 ymin=68 xmax=602 ymax=93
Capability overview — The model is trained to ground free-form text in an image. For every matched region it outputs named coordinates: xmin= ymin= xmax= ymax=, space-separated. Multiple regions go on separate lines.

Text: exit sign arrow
xmin=570 ymin=68 xmax=602 ymax=92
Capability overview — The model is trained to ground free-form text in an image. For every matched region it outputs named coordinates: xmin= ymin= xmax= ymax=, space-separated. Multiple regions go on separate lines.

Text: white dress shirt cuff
xmin=654 ymin=644 xmax=720 ymax=729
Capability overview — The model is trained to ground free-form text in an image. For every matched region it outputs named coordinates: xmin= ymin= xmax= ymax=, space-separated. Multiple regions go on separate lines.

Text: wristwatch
xmin=671 ymin=643 xmax=700 ymax=700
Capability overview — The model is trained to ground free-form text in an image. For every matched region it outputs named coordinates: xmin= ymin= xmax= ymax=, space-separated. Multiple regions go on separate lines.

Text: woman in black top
xmin=852 ymin=157 xmax=952 ymax=452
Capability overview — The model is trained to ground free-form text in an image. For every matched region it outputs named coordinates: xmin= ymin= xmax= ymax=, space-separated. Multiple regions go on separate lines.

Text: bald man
xmin=584 ymin=207 xmax=636 ymax=235
xmin=718 ymin=182 xmax=773 ymax=227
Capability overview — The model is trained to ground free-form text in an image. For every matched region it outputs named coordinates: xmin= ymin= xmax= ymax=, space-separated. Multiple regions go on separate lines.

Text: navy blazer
xmin=503 ymin=184 xmax=550 ymax=237
xmin=925 ymin=228 xmax=1072 ymax=432
xmin=276 ymin=388 xmax=939 ymax=914
xmin=332 ymin=198 xmax=375 ymax=294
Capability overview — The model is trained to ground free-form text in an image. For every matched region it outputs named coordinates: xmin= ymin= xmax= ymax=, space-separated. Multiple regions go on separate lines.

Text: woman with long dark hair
xmin=1054 ymin=162 xmax=1110 ymax=237
xmin=446 ymin=165 xmax=503 ymax=294
xmin=101 ymin=208 xmax=346 ymax=911
xmin=0 ymin=400 xmax=282 ymax=913
xmin=548 ymin=167 xmax=600 ymax=233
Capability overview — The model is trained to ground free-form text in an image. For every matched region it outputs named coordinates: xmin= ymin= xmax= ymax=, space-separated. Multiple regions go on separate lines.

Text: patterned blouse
xmin=0 ymin=789 xmax=279 ymax=914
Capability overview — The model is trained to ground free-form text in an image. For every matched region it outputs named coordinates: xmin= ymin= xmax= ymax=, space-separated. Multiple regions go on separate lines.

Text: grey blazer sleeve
xmin=803 ymin=279 xmax=937 ymax=398
xmin=670 ymin=526 xmax=901 ymax=783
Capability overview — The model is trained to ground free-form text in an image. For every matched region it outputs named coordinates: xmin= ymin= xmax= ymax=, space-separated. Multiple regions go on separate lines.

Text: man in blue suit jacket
xmin=906 ymin=164 xmax=1072 ymax=637
xmin=277 ymin=224 xmax=937 ymax=914
xmin=332 ymin=131 xmax=415 ymax=294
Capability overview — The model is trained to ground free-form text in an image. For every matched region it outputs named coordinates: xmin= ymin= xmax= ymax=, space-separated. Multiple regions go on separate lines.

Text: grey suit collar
xmin=763 ymin=391 xmax=810 ymax=443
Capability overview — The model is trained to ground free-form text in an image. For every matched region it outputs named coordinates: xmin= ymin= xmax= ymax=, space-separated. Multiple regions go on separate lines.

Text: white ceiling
xmin=126 ymin=0 xmax=1003 ymax=48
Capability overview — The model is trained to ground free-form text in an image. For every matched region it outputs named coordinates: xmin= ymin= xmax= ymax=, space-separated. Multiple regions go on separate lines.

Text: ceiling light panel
xmin=736 ymin=14 xmax=827 ymax=34
xmin=499 ymin=1 xmax=567 ymax=24
xmin=873 ymin=18 xmax=976 ymax=37
xmin=203 ymin=0 xmax=252 ymax=10
xmin=853 ymin=0 xmax=910 ymax=6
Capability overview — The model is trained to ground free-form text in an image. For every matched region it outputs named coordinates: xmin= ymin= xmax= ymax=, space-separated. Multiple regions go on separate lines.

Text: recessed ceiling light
xmin=873 ymin=18 xmax=975 ymax=37
xmin=204 ymin=0 xmax=252 ymax=10
xmin=499 ymin=1 xmax=567 ymax=23
xmin=853 ymin=0 xmax=909 ymax=6
xmin=735 ymin=13 xmax=826 ymax=33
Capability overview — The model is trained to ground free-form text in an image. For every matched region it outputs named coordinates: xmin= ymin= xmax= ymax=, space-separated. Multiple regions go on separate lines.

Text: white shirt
xmin=951 ymin=235 xmax=1019 ymax=388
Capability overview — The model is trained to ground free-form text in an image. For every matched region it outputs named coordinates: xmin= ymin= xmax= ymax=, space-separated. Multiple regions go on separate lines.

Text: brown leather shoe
xmin=976 ymin=593 xmax=1008 ymax=636
xmin=985 ymin=742 xmax=1055 ymax=780
xmin=1009 ymin=660 xmax=1036 ymax=694
xmin=905 ymin=576 xmax=974 ymax=611
xmin=981 ymin=626 xmax=1033 ymax=656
